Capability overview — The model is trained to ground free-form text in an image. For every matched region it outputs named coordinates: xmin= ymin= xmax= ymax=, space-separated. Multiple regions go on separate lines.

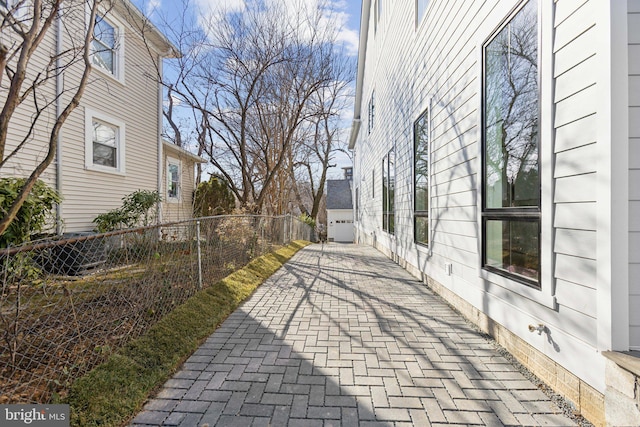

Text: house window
xmin=414 ymin=109 xmax=429 ymax=245
xmin=367 ymin=91 xmax=375 ymax=134
xmin=372 ymin=169 xmax=375 ymax=198
xmin=85 ymin=109 xmax=125 ymax=174
xmin=382 ymin=149 xmax=395 ymax=234
xmin=416 ymin=0 xmax=429 ymax=26
xmin=91 ymin=14 xmax=122 ymax=79
xmin=482 ymin=0 xmax=540 ymax=287
xmin=167 ymin=158 xmax=181 ymax=202
xmin=374 ymin=0 xmax=382 ymax=32
xmin=92 ymin=120 xmax=118 ymax=167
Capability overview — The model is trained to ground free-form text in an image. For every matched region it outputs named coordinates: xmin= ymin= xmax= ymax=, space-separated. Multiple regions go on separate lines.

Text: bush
xmin=193 ymin=175 xmax=235 ymax=217
xmin=0 ymin=178 xmax=61 ymax=248
xmin=93 ymin=190 xmax=161 ymax=233
xmin=299 ymin=213 xmax=316 ymax=228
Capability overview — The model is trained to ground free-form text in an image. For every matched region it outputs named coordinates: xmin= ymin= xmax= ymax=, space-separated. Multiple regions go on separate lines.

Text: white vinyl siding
xmin=551 ymin=0 xmax=599 ymax=348
xmin=629 ymin=0 xmax=640 ymax=349
xmin=351 ymin=0 xmax=618 ymax=394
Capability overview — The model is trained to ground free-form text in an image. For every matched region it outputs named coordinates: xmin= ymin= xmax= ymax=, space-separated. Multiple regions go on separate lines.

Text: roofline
xmin=348 ymin=0 xmax=371 ymax=150
xmin=117 ymin=0 xmax=181 ymax=58
xmin=163 ymin=140 xmax=207 ymax=163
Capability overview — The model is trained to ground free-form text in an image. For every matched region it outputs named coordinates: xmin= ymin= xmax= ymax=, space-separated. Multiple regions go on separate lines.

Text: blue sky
xmin=133 ymin=0 xmax=361 ymax=56
xmin=131 ymin=0 xmax=360 ymax=177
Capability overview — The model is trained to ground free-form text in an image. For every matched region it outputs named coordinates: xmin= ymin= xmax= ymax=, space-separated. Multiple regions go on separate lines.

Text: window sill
xmin=479 ymin=268 xmax=557 ymax=310
xmin=92 ymin=65 xmax=125 ymax=86
xmin=85 ymin=164 xmax=125 ymax=176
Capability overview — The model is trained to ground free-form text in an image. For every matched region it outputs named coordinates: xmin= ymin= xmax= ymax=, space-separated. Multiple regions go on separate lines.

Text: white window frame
xmin=1 ymin=0 xmax=30 ymax=22
xmin=85 ymin=108 xmax=126 ymax=175
xmin=89 ymin=8 xmax=125 ymax=83
xmin=166 ymin=156 xmax=181 ymax=203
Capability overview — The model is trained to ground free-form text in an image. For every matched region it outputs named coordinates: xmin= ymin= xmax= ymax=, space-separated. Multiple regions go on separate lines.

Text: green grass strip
xmin=65 ymin=240 xmax=310 ymax=426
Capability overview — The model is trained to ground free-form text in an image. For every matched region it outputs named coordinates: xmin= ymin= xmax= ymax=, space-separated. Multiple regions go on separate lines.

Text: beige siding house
xmin=350 ymin=1 xmax=640 ymax=425
xmin=1 ymin=0 xmax=182 ymax=233
xmin=162 ymin=140 xmax=206 ymax=223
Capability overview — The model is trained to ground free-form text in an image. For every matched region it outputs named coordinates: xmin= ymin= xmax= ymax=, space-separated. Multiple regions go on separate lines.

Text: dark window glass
xmin=482 ymin=0 xmax=540 ymax=287
xmin=485 ymin=219 xmax=539 ymax=282
xmin=368 ymin=91 xmax=375 ymax=134
xmin=382 ymin=156 xmax=387 ymax=230
xmin=372 ymin=169 xmax=375 ymax=198
xmin=382 ymin=150 xmax=395 ymax=234
xmin=414 ymin=110 xmax=429 ymax=245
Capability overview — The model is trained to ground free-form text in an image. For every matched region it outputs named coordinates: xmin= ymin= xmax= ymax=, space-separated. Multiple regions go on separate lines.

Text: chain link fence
xmin=0 ymin=215 xmax=311 ymax=404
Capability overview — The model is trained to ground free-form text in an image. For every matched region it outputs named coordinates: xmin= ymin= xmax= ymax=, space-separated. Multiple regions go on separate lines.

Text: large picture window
xmin=482 ymin=0 xmax=540 ymax=287
xmin=382 ymin=149 xmax=395 ymax=234
xmin=414 ymin=110 xmax=429 ymax=245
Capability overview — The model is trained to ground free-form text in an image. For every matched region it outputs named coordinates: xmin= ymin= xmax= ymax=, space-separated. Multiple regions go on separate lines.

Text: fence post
xmin=283 ymin=215 xmax=287 ymax=243
xmin=289 ymin=214 xmax=293 ymax=243
xmin=196 ymin=220 xmax=203 ymax=290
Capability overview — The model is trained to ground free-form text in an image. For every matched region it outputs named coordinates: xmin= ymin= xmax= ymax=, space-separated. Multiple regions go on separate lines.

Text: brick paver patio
xmin=131 ymin=243 xmax=577 ymax=426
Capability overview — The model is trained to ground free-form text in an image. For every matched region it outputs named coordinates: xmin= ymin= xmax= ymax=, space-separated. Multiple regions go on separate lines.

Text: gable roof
xmin=326 ymin=179 xmax=353 ymax=210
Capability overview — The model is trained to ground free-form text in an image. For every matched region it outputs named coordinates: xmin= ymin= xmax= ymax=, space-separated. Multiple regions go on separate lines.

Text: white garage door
xmin=330 ymin=219 xmax=354 ymax=242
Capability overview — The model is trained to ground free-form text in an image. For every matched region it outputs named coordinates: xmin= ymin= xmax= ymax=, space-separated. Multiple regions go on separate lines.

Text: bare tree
xmin=293 ymin=66 xmax=353 ymax=219
xmin=0 ymin=0 xmax=102 ymax=236
xmin=159 ymin=0 xmax=352 ymax=213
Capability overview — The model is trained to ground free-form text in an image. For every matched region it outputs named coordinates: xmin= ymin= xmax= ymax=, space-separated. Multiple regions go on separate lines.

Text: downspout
xmin=55 ymin=7 xmax=63 ymax=235
xmin=156 ymin=56 xmax=163 ymax=225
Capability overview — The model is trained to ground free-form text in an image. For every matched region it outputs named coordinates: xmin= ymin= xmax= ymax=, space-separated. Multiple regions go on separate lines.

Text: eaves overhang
xmin=348 ymin=0 xmax=371 ymax=150
xmin=117 ymin=0 xmax=181 ymax=58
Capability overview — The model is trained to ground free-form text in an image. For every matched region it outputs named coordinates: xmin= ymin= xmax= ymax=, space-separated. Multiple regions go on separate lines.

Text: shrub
xmin=193 ymin=175 xmax=235 ymax=218
xmin=299 ymin=213 xmax=316 ymax=228
xmin=0 ymin=178 xmax=61 ymax=248
xmin=93 ymin=190 xmax=161 ymax=233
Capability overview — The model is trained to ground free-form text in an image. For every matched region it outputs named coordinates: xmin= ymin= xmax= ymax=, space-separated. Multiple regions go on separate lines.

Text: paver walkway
xmin=131 ymin=243 xmax=577 ymax=426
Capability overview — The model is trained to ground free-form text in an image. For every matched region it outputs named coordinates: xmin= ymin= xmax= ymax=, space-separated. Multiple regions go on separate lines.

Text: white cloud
xmin=194 ymin=0 xmax=245 ymax=28
xmin=337 ymin=27 xmax=359 ymax=56
xmin=192 ymin=0 xmax=359 ymax=55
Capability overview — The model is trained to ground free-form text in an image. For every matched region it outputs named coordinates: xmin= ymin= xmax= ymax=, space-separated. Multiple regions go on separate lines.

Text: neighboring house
xmin=326 ymin=168 xmax=354 ymax=242
xmin=349 ymin=1 xmax=639 ymax=425
xmin=1 ymin=0 xmax=180 ymax=233
xmin=162 ymin=140 xmax=206 ymax=223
